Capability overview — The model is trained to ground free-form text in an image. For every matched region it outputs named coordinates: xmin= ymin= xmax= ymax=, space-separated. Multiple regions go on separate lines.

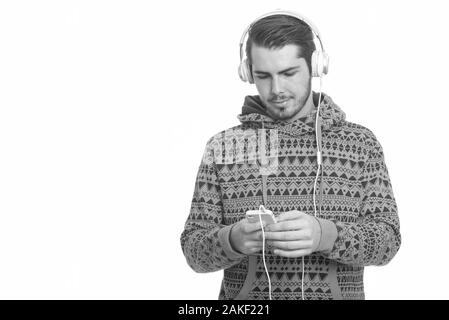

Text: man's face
xmin=250 ymin=43 xmax=312 ymax=121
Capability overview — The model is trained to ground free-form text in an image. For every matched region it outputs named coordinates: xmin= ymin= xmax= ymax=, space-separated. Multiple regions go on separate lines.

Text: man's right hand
xmin=229 ymin=218 xmax=266 ymax=255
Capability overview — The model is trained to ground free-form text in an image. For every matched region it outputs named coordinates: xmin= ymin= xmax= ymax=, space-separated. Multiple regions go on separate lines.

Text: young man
xmin=180 ymin=12 xmax=401 ymax=300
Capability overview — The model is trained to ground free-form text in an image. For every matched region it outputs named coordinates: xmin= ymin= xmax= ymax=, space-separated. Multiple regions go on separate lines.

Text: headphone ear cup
xmin=242 ymin=58 xmax=254 ymax=84
xmin=239 ymin=58 xmax=253 ymax=83
xmin=322 ymin=51 xmax=329 ymax=75
xmin=311 ymin=50 xmax=329 ymax=77
xmin=311 ymin=50 xmax=320 ymax=77
xmin=238 ymin=59 xmax=248 ymax=82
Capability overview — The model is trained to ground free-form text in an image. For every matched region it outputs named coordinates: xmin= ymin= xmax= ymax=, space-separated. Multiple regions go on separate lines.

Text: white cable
xmin=314 ymin=77 xmax=323 ymax=219
xmin=258 ymin=209 xmax=272 ymax=300
xmin=302 ymin=76 xmax=324 ymax=301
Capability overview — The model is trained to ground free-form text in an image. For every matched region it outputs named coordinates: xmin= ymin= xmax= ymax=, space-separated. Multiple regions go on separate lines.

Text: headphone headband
xmin=239 ymin=9 xmax=325 ymax=60
xmin=240 ymin=10 xmax=324 ymax=59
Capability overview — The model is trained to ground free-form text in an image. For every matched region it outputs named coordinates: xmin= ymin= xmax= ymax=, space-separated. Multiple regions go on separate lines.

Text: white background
xmin=0 ymin=0 xmax=448 ymax=299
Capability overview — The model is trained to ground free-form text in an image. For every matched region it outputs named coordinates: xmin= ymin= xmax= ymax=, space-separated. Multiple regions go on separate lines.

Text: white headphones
xmin=238 ymin=10 xmax=329 ymax=83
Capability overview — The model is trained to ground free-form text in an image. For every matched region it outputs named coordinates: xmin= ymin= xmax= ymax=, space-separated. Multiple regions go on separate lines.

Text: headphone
xmin=238 ymin=9 xmax=329 ymax=83
xmin=239 ymin=10 xmax=328 ymax=301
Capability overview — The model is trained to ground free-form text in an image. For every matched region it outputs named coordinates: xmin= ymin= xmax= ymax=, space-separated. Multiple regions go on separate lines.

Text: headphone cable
xmin=258 ymin=205 xmax=272 ymax=300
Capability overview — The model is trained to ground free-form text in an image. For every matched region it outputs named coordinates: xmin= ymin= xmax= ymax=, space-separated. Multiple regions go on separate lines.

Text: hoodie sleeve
xmin=180 ymin=137 xmax=246 ymax=273
xmin=320 ymin=133 xmax=401 ymax=266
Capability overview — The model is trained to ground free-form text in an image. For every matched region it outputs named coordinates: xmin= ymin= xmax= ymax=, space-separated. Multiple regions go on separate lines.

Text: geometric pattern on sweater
xmin=181 ymin=92 xmax=401 ymax=299
xmin=336 ymin=264 xmax=365 ymax=299
xmin=248 ymin=255 xmax=335 ymax=300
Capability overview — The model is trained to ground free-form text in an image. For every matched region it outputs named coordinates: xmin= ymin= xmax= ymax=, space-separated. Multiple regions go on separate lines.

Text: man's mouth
xmin=271 ymin=98 xmax=290 ymax=105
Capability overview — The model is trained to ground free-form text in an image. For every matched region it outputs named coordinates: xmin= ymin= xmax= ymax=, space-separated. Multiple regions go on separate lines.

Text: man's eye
xmin=284 ymin=72 xmax=296 ymax=77
xmin=256 ymin=76 xmax=268 ymax=79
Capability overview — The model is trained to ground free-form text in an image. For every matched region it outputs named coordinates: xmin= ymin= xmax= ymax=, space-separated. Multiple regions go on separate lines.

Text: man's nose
xmin=271 ymin=77 xmax=283 ymax=95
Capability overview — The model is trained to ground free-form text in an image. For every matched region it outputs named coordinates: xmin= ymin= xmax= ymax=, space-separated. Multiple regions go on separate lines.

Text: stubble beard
xmin=265 ymin=82 xmax=312 ymax=121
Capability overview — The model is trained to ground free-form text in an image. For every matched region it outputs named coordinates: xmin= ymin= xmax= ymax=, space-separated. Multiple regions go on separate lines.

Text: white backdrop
xmin=0 ymin=0 xmax=448 ymax=299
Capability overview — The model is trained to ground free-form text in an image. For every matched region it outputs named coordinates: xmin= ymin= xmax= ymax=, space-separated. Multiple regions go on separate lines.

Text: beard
xmin=263 ymin=81 xmax=312 ymax=121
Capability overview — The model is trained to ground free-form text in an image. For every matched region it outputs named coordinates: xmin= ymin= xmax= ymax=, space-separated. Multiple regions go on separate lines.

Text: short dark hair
xmin=245 ymin=14 xmax=316 ymax=75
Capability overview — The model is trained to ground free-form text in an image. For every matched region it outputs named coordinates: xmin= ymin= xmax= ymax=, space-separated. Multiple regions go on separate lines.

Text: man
xmin=180 ymin=12 xmax=401 ymax=300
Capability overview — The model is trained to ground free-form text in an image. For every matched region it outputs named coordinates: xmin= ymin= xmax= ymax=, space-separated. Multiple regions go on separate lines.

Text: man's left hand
xmin=264 ymin=210 xmax=321 ymax=258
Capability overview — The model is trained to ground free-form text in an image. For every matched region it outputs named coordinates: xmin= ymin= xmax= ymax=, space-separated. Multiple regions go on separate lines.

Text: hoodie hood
xmin=237 ymin=92 xmax=346 ymax=136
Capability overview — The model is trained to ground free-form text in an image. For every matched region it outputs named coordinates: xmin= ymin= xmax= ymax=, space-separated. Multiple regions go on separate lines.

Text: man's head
xmin=245 ymin=14 xmax=317 ymax=121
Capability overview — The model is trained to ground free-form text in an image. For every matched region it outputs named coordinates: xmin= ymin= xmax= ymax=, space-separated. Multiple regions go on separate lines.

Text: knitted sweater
xmin=180 ymin=92 xmax=401 ymax=300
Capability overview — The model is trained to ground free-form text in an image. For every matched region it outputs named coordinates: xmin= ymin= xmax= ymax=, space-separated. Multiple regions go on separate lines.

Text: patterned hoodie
xmin=181 ymin=92 xmax=401 ymax=300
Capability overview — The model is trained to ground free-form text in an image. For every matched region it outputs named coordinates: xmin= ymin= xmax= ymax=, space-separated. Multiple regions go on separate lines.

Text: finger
xmin=269 ymin=240 xmax=313 ymax=251
xmin=273 ymin=248 xmax=312 ymax=258
xmin=249 ymin=230 xmax=271 ymax=241
xmin=249 ymin=247 xmax=263 ymax=254
xmin=244 ymin=241 xmax=263 ymax=250
xmin=265 ymin=219 xmax=306 ymax=232
xmin=264 ymin=230 xmax=311 ymax=241
xmin=276 ymin=210 xmax=306 ymax=222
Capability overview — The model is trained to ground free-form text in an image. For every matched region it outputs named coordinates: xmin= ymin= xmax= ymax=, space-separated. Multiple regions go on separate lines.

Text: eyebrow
xmin=253 ymin=66 xmax=301 ymax=75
